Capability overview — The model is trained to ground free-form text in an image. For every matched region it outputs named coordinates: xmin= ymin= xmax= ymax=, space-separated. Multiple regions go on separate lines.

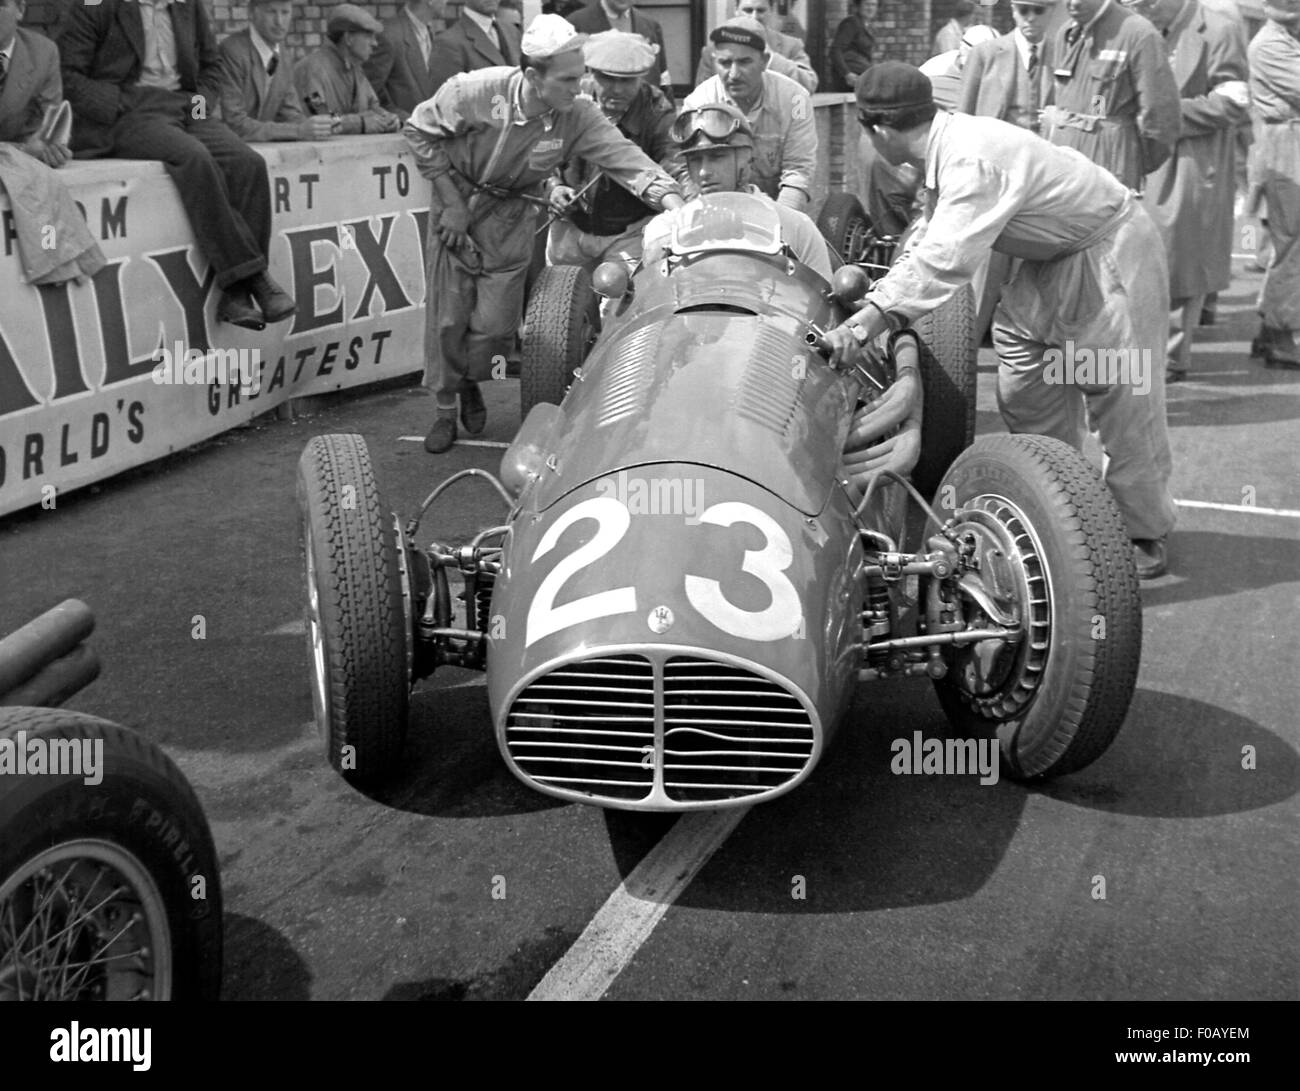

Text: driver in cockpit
xmin=641 ymin=102 xmax=834 ymax=281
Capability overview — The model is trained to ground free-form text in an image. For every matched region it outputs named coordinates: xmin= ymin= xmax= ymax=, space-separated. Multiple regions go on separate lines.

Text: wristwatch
xmin=847 ymin=318 xmax=872 ymax=346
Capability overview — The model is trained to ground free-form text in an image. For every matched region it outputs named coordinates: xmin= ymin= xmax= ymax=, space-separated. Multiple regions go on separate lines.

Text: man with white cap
xmin=920 ymin=22 xmax=1000 ymax=110
xmin=959 ymin=1 xmax=1062 ymax=134
xmin=547 ymin=30 xmax=677 ymax=271
xmin=694 ymin=0 xmax=818 ymax=93
xmin=679 ymin=15 xmax=817 ymax=212
xmin=1042 ymin=0 xmax=1182 ymax=192
xmin=293 ymin=3 xmax=401 ymax=133
xmin=404 ymin=13 xmax=685 ymax=453
xmin=823 ymin=62 xmax=1176 ymax=579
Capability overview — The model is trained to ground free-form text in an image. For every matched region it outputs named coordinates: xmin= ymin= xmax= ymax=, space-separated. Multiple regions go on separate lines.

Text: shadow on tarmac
xmin=221 ymin=912 xmax=312 ymax=1000
xmin=1143 ymin=529 xmax=1300 ymax=609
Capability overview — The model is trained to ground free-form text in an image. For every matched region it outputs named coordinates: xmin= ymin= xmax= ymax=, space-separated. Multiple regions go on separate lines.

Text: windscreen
xmin=664 ymin=192 xmax=784 ymax=258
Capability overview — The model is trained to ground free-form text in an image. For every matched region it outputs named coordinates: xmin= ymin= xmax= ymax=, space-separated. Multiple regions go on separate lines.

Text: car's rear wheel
xmin=933 ymin=434 xmax=1141 ymax=779
xmin=521 ymin=265 xmax=600 ymax=417
xmin=297 ymin=434 xmax=409 ymax=784
xmin=816 ymin=192 xmax=875 ymax=265
xmin=0 ymin=708 xmax=222 ymax=1000
xmin=912 ymin=284 xmax=977 ymax=499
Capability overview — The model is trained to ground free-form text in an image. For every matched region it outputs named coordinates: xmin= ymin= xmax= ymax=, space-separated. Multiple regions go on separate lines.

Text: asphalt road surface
xmin=2 ymin=257 xmax=1296 ymax=1003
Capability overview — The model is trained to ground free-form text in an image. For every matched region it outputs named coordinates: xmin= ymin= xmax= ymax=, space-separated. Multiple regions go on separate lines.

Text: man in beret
xmin=294 ymin=4 xmax=401 ymax=133
xmin=57 ymin=0 xmax=294 ymax=330
xmin=679 ymin=15 xmax=817 ymax=211
xmin=824 ymin=62 xmax=1176 ymax=578
xmin=546 ymin=29 xmax=676 ymax=271
xmin=642 ymin=101 xmax=832 ymax=280
xmin=695 ymin=0 xmax=817 ymax=93
xmin=218 ymin=0 xmax=336 ymax=142
xmin=404 ymin=13 xmax=685 ymax=452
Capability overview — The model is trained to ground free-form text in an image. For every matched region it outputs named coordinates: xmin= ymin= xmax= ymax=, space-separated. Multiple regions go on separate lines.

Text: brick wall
xmin=820 ymin=1 xmax=935 ymax=70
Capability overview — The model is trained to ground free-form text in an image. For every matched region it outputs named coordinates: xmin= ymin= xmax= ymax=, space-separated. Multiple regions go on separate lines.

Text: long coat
xmin=1145 ymin=2 xmax=1249 ymax=300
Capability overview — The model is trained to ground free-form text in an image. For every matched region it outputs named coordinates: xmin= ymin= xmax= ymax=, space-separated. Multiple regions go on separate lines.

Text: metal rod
xmin=866 ymin=627 xmax=1020 ymax=654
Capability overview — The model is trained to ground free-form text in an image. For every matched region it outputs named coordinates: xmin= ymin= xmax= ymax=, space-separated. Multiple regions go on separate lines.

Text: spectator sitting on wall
xmin=0 ymin=0 xmax=104 ymax=284
xmin=218 ymin=0 xmax=336 ymax=141
xmin=934 ymin=0 xmax=979 ymax=56
xmin=294 ymin=4 xmax=401 ymax=134
xmin=364 ymin=0 xmax=448 ymax=119
xmin=428 ymin=0 xmax=522 ymax=98
xmin=695 ymin=0 xmax=818 ymax=93
xmin=57 ymin=0 xmax=295 ymax=329
xmin=830 ymin=0 xmax=878 ymax=94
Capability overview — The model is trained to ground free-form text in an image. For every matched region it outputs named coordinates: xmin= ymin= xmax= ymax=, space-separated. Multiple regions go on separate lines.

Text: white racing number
xmin=526 ymin=497 xmax=637 ymax=647
xmin=525 ymin=497 xmax=804 ymax=646
xmin=684 ymin=502 xmax=803 ymax=641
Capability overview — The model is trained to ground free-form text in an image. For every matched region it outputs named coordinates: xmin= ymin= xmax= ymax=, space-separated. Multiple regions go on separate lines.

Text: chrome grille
xmin=505 ymin=655 xmax=655 ymax=801
xmin=661 ymin=658 xmax=814 ymax=803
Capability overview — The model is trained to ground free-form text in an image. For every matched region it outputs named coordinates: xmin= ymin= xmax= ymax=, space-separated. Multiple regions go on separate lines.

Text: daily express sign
xmin=0 ymin=137 xmax=433 ymax=517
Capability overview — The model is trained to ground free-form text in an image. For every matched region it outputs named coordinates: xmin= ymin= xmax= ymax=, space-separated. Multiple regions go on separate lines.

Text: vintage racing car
xmin=298 ymin=191 xmax=1141 ymax=811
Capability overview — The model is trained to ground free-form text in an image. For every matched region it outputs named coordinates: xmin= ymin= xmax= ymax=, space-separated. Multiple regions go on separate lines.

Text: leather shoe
xmin=460 ymin=382 xmax=487 ymax=434
xmin=217 ymin=288 xmax=265 ymax=330
xmin=1263 ymin=347 xmax=1300 ymax=369
xmin=424 ymin=415 xmax=457 ymax=454
xmin=245 ymin=271 xmax=296 ymax=323
xmin=1165 ymin=367 xmax=1186 ymax=384
xmin=1132 ymin=538 xmax=1168 ymax=580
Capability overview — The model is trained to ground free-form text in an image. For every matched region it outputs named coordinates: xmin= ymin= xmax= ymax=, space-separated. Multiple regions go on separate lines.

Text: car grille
xmin=504 ymin=654 xmax=816 ymax=807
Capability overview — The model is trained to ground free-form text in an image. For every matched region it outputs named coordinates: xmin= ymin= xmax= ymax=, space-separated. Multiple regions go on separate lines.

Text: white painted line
xmin=397 ymin=436 xmax=511 ymax=449
xmin=527 ymin=807 xmax=749 ymax=1001
xmin=1176 ymin=498 xmax=1300 ymax=519
xmin=266 ymin=618 xmax=307 ymax=636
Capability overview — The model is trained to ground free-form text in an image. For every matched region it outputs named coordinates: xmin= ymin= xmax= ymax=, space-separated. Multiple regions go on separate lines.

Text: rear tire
xmin=933 ymin=434 xmax=1141 ymax=779
xmin=297 ymin=434 xmax=409 ymax=784
xmin=0 ymin=708 xmax=222 ymax=1000
xmin=912 ymin=284 xmax=977 ymax=499
xmin=521 ymin=265 xmax=599 ymax=417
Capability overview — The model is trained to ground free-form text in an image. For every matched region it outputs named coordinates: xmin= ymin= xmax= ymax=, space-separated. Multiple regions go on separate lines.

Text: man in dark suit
xmin=567 ymin=1 xmax=672 ymax=96
xmin=428 ymin=0 xmax=522 ymax=96
xmin=365 ymin=0 xmax=446 ymax=117
xmin=218 ymin=0 xmax=335 ymax=141
xmin=958 ymin=1 xmax=1059 ymax=135
xmin=57 ymin=0 xmax=293 ymax=330
xmin=0 ymin=0 xmax=69 ymax=165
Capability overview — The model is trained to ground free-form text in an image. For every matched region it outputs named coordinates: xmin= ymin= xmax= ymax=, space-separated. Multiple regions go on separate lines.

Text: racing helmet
xmin=671 ymin=102 xmax=755 ymax=155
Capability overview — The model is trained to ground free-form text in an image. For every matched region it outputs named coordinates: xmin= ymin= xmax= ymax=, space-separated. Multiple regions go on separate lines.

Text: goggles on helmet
xmin=670 ymin=105 xmax=751 ymax=147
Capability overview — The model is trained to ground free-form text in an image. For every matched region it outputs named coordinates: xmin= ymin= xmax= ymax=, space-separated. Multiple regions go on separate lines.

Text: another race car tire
xmin=521 ymin=265 xmax=600 ymax=417
xmin=297 ymin=434 xmax=409 ymax=784
xmin=932 ymin=434 xmax=1141 ymax=780
xmin=911 ymin=283 xmax=977 ymax=500
xmin=816 ymin=192 xmax=874 ymax=266
xmin=0 ymin=707 xmax=222 ymax=1000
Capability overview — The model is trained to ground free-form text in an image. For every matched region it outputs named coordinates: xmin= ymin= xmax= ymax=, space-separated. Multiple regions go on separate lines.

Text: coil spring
xmin=475 ymin=573 xmax=495 ymax=634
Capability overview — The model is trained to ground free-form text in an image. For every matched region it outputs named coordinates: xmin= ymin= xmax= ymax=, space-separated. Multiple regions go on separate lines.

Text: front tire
xmin=521 ymin=265 xmax=600 ymax=417
xmin=0 ymin=708 xmax=222 ymax=1000
xmin=933 ymin=435 xmax=1141 ymax=779
xmin=911 ymin=284 xmax=977 ymax=500
xmin=298 ymin=434 xmax=409 ymax=784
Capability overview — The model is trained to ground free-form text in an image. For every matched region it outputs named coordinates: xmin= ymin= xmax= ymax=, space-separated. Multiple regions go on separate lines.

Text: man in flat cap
xmin=680 ymin=15 xmax=817 ymax=211
xmin=695 ymin=0 xmax=817 ymax=93
xmin=567 ymin=1 xmax=672 ymax=98
xmin=57 ymin=0 xmax=295 ymax=330
xmin=546 ymin=29 xmax=676 ymax=271
xmin=404 ymin=13 xmax=685 ymax=453
xmin=294 ymin=4 xmax=401 ymax=133
xmin=824 ymin=61 xmax=1176 ymax=578
xmin=643 ymin=101 xmax=832 ymax=279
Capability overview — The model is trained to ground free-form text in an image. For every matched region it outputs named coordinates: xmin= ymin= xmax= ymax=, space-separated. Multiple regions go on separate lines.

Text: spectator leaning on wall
xmin=57 ymin=0 xmax=295 ymax=330
xmin=293 ymin=4 xmax=401 ymax=134
xmin=0 ymin=0 xmax=105 ymax=284
xmin=365 ymin=0 xmax=448 ymax=119
xmin=694 ymin=0 xmax=818 ymax=93
xmin=218 ymin=0 xmax=335 ymax=141
xmin=428 ymin=0 xmax=523 ymax=97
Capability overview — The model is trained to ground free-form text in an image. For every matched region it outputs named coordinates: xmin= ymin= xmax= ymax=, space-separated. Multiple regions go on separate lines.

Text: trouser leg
xmin=423 ymin=235 xmax=474 ymax=413
xmin=185 ymin=117 xmax=273 ymax=257
xmin=1167 ymin=293 xmax=1204 ymax=374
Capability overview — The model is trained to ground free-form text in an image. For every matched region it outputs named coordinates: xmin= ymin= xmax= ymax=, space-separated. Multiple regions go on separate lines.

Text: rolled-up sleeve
xmin=774 ymin=82 xmax=817 ymax=208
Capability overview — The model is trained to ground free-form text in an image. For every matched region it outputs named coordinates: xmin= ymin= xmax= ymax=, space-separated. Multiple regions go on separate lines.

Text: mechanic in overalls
xmin=402 ymin=13 xmax=684 ymax=453
xmin=824 ymin=62 xmax=1177 ymax=579
xmin=1041 ymin=0 xmax=1182 ymax=192
xmin=546 ymin=30 xmax=676 ymax=272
